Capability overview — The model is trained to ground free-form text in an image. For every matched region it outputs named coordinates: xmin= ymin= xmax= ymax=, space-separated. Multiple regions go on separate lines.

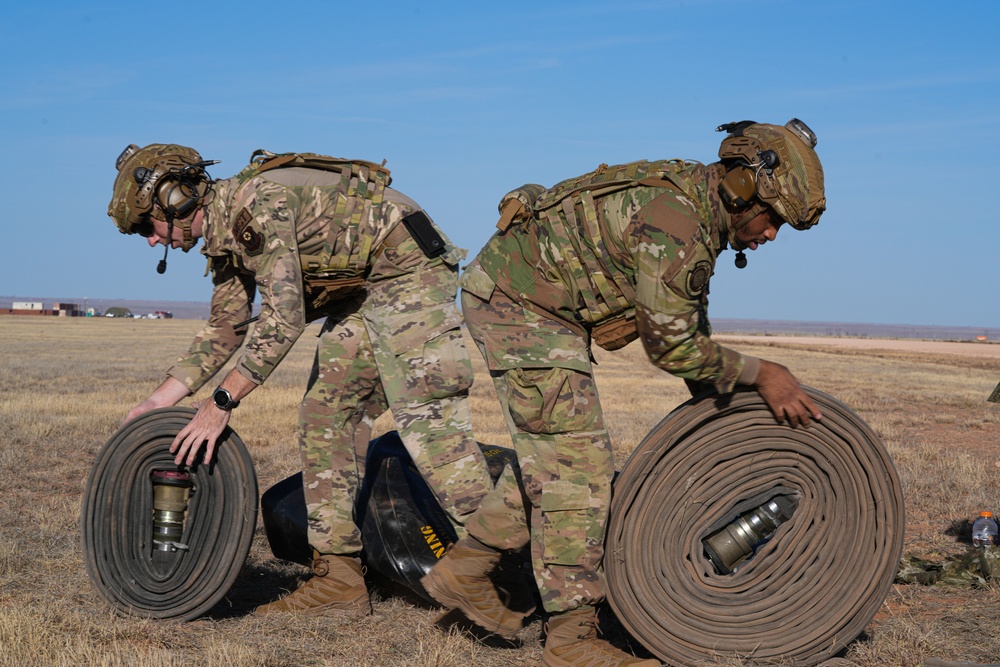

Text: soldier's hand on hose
xmin=171 ymin=399 xmax=231 ymax=466
xmin=753 ymin=359 xmax=822 ymax=427
xmin=170 ymin=372 xmax=255 ymax=466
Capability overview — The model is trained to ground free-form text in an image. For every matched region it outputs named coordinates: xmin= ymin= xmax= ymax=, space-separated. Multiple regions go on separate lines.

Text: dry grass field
xmin=1 ymin=317 xmax=999 ymax=667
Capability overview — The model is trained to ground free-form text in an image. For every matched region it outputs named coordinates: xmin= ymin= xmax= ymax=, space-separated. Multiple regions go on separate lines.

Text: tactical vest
xmin=239 ymin=150 xmax=393 ymax=309
xmin=494 ymin=159 xmax=704 ymax=350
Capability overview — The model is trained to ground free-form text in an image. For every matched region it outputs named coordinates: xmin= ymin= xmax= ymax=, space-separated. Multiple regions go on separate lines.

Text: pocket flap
xmin=480 ymin=328 xmax=590 ymax=373
xmin=367 ymin=302 xmax=462 ymax=357
xmin=540 ymin=480 xmax=591 ymax=512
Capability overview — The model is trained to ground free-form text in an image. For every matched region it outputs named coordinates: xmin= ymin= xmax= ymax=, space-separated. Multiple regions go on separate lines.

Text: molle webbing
xmin=541 ymin=192 xmax=634 ymax=323
xmin=533 ymin=159 xmax=693 ymax=211
xmin=534 ymin=159 xmax=698 ymax=325
xmin=249 ymin=150 xmax=391 ymax=279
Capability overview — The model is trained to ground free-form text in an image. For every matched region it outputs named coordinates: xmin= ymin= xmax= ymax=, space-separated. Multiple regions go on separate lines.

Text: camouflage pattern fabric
xmin=297 ymin=296 xmax=382 ymax=553
xmin=302 ymin=234 xmax=491 ymax=554
xmin=474 ymin=162 xmax=747 ymax=394
xmin=461 ymin=288 xmax=611 ymax=613
xmin=165 ymin=161 xmax=491 ymax=555
xmin=458 ymin=162 xmax=760 ymax=614
xmin=895 ymin=547 xmax=1000 ymax=586
xmin=168 ymin=166 xmax=391 ymax=390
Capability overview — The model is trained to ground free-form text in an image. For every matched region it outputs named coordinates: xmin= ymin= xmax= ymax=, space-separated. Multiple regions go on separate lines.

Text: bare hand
xmin=170 ymin=400 xmax=231 ymax=466
xmin=754 ymin=360 xmax=822 ymax=428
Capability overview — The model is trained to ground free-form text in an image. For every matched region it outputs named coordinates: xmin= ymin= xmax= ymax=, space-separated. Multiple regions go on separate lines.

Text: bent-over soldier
xmin=422 ymin=119 xmax=827 ymax=667
xmin=108 ymin=145 xmax=492 ymax=617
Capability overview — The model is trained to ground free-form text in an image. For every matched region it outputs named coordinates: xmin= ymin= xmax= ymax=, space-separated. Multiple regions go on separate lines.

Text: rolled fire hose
xmin=605 ymin=387 xmax=904 ymax=666
xmin=81 ymin=407 xmax=258 ymax=620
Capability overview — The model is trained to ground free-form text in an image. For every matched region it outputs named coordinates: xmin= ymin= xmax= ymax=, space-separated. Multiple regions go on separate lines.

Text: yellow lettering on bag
xmin=421 ymin=525 xmax=446 ymax=558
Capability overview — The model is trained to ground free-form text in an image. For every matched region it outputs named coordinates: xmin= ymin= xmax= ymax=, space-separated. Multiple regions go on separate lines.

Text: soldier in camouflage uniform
xmin=422 ymin=120 xmax=827 ymax=667
xmin=108 ymin=145 xmax=492 ymax=617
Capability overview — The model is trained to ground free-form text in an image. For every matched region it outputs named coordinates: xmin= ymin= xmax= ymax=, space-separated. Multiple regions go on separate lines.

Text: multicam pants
xmin=460 ymin=287 xmax=614 ymax=614
xmin=299 ymin=232 xmax=492 ymax=555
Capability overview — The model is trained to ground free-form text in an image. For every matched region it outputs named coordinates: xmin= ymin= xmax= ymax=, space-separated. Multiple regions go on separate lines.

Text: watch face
xmin=213 ymin=388 xmax=230 ymax=409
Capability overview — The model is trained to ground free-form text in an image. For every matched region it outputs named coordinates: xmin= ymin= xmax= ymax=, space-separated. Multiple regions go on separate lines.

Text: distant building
xmin=0 ymin=301 xmax=84 ymax=317
xmin=53 ymin=302 xmax=81 ymax=317
xmin=976 ymin=335 xmax=988 ymax=342
xmin=2 ymin=301 xmax=55 ymax=316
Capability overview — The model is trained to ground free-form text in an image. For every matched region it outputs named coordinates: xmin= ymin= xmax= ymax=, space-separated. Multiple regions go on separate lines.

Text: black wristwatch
xmin=212 ymin=386 xmax=240 ymax=411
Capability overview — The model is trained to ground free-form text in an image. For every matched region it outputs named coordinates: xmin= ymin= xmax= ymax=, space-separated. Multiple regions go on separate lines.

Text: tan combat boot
xmin=542 ymin=606 xmax=661 ymax=667
xmin=255 ymin=552 xmax=370 ymax=617
xmin=420 ymin=536 xmax=533 ymax=637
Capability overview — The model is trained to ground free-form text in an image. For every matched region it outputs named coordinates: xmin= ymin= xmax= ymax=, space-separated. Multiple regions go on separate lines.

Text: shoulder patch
xmin=233 ymin=207 xmax=264 ymax=256
xmin=685 ymin=260 xmax=712 ymax=298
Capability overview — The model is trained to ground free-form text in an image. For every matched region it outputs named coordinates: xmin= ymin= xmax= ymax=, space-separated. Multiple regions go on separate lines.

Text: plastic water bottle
xmin=971 ymin=511 xmax=998 ymax=547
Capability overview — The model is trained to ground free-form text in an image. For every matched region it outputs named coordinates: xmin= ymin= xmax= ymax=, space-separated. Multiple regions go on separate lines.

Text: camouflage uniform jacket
xmin=464 ymin=161 xmax=750 ymax=393
xmin=167 ymin=164 xmax=461 ymax=392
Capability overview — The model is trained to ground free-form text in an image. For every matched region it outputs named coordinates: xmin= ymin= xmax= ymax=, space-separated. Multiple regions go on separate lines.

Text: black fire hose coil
xmin=605 ymin=387 xmax=904 ymax=666
xmin=81 ymin=408 xmax=258 ymax=620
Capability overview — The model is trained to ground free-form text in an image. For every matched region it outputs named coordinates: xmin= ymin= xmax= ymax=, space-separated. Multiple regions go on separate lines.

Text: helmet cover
xmin=108 ymin=144 xmax=210 ymax=234
xmin=717 ymin=119 xmax=826 ymax=230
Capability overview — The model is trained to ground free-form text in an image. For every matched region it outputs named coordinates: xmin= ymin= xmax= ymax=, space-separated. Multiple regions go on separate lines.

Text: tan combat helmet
xmin=108 ymin=143 xmax=215 ymax=237
xmin=716 ymin=119 xmax=826 ymax=230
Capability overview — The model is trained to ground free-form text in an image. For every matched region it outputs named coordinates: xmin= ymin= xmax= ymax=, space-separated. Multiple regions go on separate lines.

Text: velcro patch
xmin=685 ymin=260 xmax=712 ymax=298
xmin=233 ymin=208 xmax=264 ymax=256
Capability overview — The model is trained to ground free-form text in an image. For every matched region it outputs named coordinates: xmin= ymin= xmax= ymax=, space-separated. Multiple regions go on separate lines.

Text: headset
xmin=128 ymin=153 xmax=216 ymax=273
xmin=128 ymin=161 xmax=212 ymax=223
xmin=716 ymin=121 xmax=782 ymax=212
xmin=715 ymin=121 xmax=781 ymax=269
xmin=717 ymin=150 xmax=780 ymax=209
xmin=111 ymin=144 xmax=219 ymax=273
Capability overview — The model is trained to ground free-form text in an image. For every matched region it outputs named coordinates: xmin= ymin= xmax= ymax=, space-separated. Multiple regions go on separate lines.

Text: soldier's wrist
xmin=737 ymin=355 xmax=761 ymax=385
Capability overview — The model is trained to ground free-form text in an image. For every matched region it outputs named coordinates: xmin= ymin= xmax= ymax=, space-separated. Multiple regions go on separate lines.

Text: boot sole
xmin=255 ymin=595 xmax=370 ymax=618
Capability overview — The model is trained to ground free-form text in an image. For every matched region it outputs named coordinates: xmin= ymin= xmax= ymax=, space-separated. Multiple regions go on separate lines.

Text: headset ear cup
xmin=718 ymin=165 xmax=758 ymax=209
xmin=155 ymin=178 xmax=198 ymax=218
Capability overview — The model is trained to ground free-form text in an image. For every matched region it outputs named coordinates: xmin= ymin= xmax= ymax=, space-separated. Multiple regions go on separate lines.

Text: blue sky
xmin=1 ymin=1 xmax=997 ymax=327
